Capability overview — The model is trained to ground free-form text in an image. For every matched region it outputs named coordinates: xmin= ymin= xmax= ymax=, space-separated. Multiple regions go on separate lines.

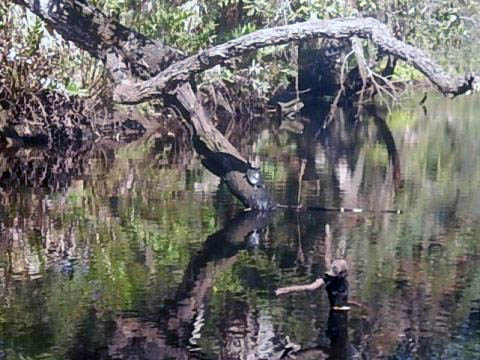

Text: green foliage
xmin=230 ymin=22 xmax=257 ymax=39
xmin=135 ymin=3 xmax=216 ymax=53
xmin=89 ymin=0 xmax=217 ymax=53
xmin=64 ymin=81 xmax=90 ymax=96
xmin=0 ymin=3 xmax=45 ymax=99
xmin=391 ymin=63 xmax=424 ymax=82
xmin=213 ymin=266 xmax=246 ymax=294
xmin=243 ymin=0 xmax=274 ymax=18
xmin=292 ymin=0 xmax=357 ymax=21
xmin=1 ymin=0 xmax=480 ymax=116
xmin=24 ymin=17 xmax=43 ymax=57
xmin=0 ymin=2 xmax=107 ymax=102
xmin=355 ymin=0 xmax=479 ymax=73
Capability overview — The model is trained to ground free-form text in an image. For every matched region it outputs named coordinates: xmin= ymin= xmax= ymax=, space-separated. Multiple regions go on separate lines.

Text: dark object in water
xmin=326 ymin=309 xmax=349 ymax=359
xmin=324 ymin=260 xmax=349 ymax=309
xmin=0 ymin=339 xmax=5 ymax=360
xmin=275 ymin=259 xmax=350 ymax=307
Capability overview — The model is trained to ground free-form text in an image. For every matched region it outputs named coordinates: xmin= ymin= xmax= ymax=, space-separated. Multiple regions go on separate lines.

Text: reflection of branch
xmin=325 ymin=224 xmax=332 ymax=269
xmin=297 ymin=158 xmax=306 ymax=204
xmin=296 ymin=211 xmax=305 ymax=264
xmin=107 ymin=211 xmax=274 ymax=358
xmin=296 ymin=206 xmax=403 ymax=213
xmin=170 ymin=210 xmax=273 ymax=324
xmin=367 ymin=105 xmax=402 ymax=185
xmin=295 ymin=158 xmax=307 ymax=264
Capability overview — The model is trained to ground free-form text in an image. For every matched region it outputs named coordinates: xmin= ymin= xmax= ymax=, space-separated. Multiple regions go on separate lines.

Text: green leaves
xmin=64 ymin=81 xmax=89 ymax=97
xmin=25 ymin=17 xmax=43 ymax=57
xmin=243 ymin=0 xmax=274 ymax=18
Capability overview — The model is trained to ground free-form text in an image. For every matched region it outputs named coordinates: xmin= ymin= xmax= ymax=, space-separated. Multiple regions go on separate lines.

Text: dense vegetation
xmin=1 ymin=0 xmax=479 ymax=113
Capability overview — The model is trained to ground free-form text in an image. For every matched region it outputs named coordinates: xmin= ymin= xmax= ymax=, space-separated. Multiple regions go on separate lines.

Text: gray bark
xmin=12 ymin=0 xmax=184 ymax=83
xmin=113 ymin=17 xmax=480 ymax=104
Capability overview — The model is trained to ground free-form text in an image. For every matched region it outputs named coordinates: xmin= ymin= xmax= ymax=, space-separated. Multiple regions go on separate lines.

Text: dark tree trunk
xmin=174 ymin=83 xmax=276 ymax=209
xmin=12 ymin=0 xmax=184 ymax=82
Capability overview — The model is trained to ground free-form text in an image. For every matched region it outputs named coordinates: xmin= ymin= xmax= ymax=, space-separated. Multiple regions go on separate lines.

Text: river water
xmin=1 ymin=94 xmax=479 ymax=359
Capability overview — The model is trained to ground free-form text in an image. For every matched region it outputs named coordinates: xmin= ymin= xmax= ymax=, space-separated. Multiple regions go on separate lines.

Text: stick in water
xmin=307 ymin=206 xmax=402 ymax=214
xmin=276 ymin=204 xmax=402 ymax=214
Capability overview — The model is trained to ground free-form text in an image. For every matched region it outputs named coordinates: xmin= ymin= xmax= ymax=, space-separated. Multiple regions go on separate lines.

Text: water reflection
xmin=0 ymin=94 xmax=480 ymax=359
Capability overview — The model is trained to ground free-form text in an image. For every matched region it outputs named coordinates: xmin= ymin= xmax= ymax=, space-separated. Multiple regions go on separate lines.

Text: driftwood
xmin=11 ymin=1 xmax=480 ymax=208
xmin=276 ymin=98 xmax=305 ymax=119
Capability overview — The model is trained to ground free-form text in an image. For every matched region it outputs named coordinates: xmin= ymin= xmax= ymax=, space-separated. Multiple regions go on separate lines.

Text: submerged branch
xmin=114 ymin=17 xmax=480 ymax=104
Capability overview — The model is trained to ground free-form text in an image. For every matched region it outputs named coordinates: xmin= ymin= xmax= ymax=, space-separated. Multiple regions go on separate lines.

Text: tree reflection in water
xmin=1 ymin=95 xmax=480 ymax=359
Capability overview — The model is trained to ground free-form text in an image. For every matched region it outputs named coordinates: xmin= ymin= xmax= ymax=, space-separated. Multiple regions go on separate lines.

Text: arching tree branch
xmin=113 ymin=17 xmax=480 ymax=104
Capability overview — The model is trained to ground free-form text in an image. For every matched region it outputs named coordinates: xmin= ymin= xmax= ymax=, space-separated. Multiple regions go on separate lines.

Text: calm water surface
xmin=1 ymin=95 xmax=480 ymax=359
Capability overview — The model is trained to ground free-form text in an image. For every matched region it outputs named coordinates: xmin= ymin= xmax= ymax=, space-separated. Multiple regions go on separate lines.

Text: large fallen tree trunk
xmin=12 ymin=1 xmax=480 ymax=209
xmin=12 ymin=0 xmax=276 ymax=209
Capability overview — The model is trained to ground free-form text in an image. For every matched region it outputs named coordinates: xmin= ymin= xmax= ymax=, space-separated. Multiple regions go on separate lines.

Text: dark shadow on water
xmin=105 ymin=210 xmax=277 ymax=360
xmin=292 ymin=310 xmax=351 ymax=360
